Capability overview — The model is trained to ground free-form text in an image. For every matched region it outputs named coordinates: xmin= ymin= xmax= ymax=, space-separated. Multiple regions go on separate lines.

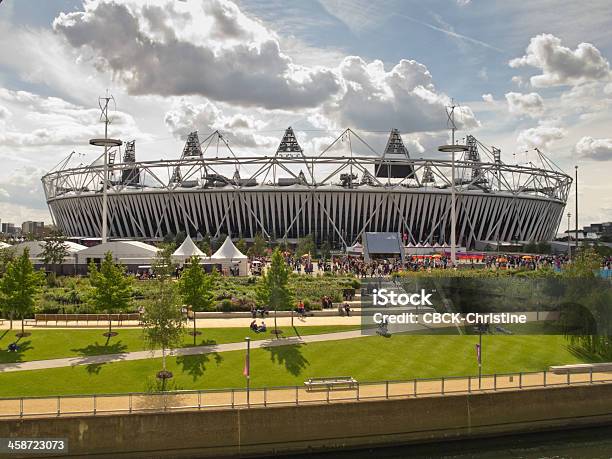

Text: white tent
xmin=346 ymin=242 xmax=363 ymax=254
xmin=172 ymin=234 xmax=206 ymax=265
xmin=12 ymin=240 xmax=86 ymax=263
xmin=210 ymin=237 xmax=248 ymax=275
xmin=76 ymin=241 xmax=159 ymax=268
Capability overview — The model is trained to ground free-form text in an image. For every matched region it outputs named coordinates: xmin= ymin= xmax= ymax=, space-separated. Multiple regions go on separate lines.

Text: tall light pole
xmin=89 ymin=96 xmax=122 ymax=244
xmin=567 ymin=212 xmax=571 ymax=259
xmin=575 ymin=165 xmax=578 ymax=252
xmin=438 ymin=102 xmax=468 ymax=266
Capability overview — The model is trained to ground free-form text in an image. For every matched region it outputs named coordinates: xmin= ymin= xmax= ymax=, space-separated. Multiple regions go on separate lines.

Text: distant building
xmin=1 ymin=222 xmax=18 ymax=235
xmin=21 ymin=221 xmax=45 ymax=237
xmin=582 ymin=222 xmax=612 ymax=239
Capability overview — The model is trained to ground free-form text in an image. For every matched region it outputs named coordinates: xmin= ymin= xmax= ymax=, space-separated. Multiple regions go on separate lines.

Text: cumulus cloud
xmin=482 ymin=93 xmax=494 ymax=103
xmin=164 ymin=99 xmax=277 ymax=149
xmin=53 ymin=0 xmax=341 ymax=109
xmin=517 ymin=121 xmax=566 ymax=150
xmin=0 ymin=166 xmax=49 ymax=210
xmin=505 ymin=91 xmax=544 ymax=117
xmin=509 ymin=34 xmax=611 ymax=87
xmin=0 ymin=89 xmax=144 ymax=147
xmin=575 ymin=136 xmax=612 ymax=161
xmin=326 ymin=56 xmax=478 ymax=132
xmin=0 ymin=104 xmax=11 ymax=120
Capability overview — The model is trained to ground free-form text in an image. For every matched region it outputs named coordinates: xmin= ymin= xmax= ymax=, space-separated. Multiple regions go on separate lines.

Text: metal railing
xmin=1 ymin=369 xmax=610 ymax=419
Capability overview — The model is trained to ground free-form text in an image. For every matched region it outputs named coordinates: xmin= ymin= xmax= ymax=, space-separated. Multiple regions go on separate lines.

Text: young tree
xmin=178 ymin=256 xmax=216 ymax=344
xmin=235 ymin=238 xmax=248 ymax=256
xmin=41 ymin=231 xmax=69 ymax=273
xmin=88 ymin=252 xmax=133 ymax=337
xmin=248 ymin=232 xmax=267 ymax=257
xmin=142 ymin=245 xmax=183 ymax=381
xmin=0 ymin=248 xmax=44 ymax=336
xmin=295 ymin=234 xmax=315 ymax=257
xmin=257 ymin=248 xmax=293 ymax=336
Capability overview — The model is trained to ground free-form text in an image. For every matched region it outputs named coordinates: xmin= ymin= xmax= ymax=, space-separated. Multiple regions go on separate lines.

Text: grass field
xmin=0 ymin=325 xmax=360 ymax=363
xmin=0 ymin=334 xmax=585 ymax=397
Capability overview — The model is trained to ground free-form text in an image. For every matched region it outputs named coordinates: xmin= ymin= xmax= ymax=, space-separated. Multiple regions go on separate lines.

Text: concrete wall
xmin=2 ymin=384 xmax=612 ymax=458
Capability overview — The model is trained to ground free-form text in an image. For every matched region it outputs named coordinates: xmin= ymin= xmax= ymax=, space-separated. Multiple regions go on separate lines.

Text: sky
xmin=0 ymin=0 xmax=611 ymax=228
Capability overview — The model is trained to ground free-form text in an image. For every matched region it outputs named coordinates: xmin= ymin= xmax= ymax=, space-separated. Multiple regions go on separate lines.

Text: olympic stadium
xmin=41 ymin=126 xmax=572 ymax=248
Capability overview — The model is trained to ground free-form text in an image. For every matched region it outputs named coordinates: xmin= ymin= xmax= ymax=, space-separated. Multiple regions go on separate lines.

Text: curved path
xmin=0 ymin=330 xmax=368 ymax=374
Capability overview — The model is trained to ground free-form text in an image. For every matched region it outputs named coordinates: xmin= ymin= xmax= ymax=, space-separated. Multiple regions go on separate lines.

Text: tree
xmin=257 ymin=248 xmax=293 ymax=336
xmin=142 ymin=245 xmax=183 ymax=381
xmin=295 ymin=234 xmax=315 ymax=258
xmin=248 ymin=232 xmax=267 ymax=257
xmin=178 ymin=256 xmax=216 ymax=344
xmin=320 ymin=240 xmax=332 ymax=261
xmin=88 ymin=252 xmax=133 ymax=337
xmin=0 ymin=248 xmax=44 ymax=336
xmin=235 ymin=238 xmax=248 ymax=256
xmin=0 ymin=247 xmax=15 ymax=276
xmin=41 ymin=231 xmax=69 ymax=273
xmin=198 ymin=235 xmax=211 ymax=256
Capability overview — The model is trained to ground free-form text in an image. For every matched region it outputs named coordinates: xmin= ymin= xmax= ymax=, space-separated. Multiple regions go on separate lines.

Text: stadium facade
xmin=42 ymin=127 xmax=572 ymax=248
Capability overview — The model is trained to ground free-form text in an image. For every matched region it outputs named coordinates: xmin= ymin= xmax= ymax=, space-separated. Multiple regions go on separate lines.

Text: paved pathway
xmin=0 ymin=330 xmax=368 ymax=373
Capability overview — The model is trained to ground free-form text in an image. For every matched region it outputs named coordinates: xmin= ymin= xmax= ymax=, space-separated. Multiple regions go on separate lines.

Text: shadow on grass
xmin=262 ymin=344 xmax=309 ymax=377
xmin=0 ymin=339 xmax=33 ymax=363
xmin=176 ymin=352 xmax=223 ymax=381
xmin=567 ymin=344 xmax=611 ymax=363
xmin=85 ymin=363 xmax=105 ymax=375
xmin=71 ymin=341 xmax=129 ymax=358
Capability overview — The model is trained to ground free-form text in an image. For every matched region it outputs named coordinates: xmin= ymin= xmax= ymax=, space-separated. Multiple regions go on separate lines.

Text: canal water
xmin=291 ymin=425 xmax=612 ymax=458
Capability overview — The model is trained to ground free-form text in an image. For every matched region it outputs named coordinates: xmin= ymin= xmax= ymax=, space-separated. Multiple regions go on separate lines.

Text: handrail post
xmin=295 ymin=386 xmax=299 ymax=406
xmin=567 ymin=371 xmax=570 ymax=385
xmin=93 ymin=394 xmax=97 ymax=416
xmin=326 ymin=386 xmax=330 ymax=403
xmin=264 ymin=387 xmax=267 ymax=407
xmin=20 ymin=398 xmax=23 ymax=418
xmin=129 ymin=393 xmax=133 ymax=413
xmin=413 ymin=379 xmax=417 ymax=397
xmin=494 ymin=374 xmax=497 ymax=391
xmin=590 ymin=368 xmax=593 ymax=384
xmin=385 ymin=380 xmax=389 ymax=399
xmin=57 ymin=396 xmax=60 ymax=417
xmin=468 ymin=376 xmax=471 ymax=393
xmin=198 ymin=391 xmax=201 ymax=410
xmin=441 ymin=377 xmax=445 ymax=395
xmin=231 ymin=389 xmax=235 ymax=409
xmin=519 ymin=372 xmax=522 ymax=389
xmin=356 ymin=382 xmax=360 ymax=401
xmin=544 ymin=370 xmax=547 ymax=387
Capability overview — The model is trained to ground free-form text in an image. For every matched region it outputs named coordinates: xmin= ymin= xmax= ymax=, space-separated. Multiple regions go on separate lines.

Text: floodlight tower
xmin=89 ymin=96 xmax=122 ymax=243
xmin=438 ymin=102 xmax=468 ymax=266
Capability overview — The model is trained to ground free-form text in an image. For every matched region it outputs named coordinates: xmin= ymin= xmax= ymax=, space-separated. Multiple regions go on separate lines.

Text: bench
xmin=304 ymin=376 xmax=357 ymax=391
xmin=550 ymin=363 xmax=612 ymax=374
xmin=33 ymin=313 xmax=141 ymax=326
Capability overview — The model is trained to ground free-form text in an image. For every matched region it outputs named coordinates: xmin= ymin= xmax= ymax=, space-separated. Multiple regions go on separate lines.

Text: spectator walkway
xmin=1 ymin=370 xmax=611 ymax=419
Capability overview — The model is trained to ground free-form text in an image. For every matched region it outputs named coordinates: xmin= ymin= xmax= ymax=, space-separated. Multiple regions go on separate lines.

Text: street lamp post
xmin=567 ymin=212 xmax=571 ymax=259
xmin=438 ymin=102 xmax=468 ymax=267
xmin=245 ymin=337 xmax=251 ymax=406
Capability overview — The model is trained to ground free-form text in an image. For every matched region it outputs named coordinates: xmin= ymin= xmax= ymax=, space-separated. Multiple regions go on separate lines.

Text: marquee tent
xmin=172 ymin=234 xmax=206 ymax=265
xmin=211 ymin=237 xmax=248 ymax=276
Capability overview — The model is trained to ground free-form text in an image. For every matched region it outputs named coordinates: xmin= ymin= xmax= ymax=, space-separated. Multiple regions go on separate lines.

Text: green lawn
xmin=0 ymin=325 xmax=360 ymax=363
xmin=0 ymin=334 xmax=586 ymax=397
